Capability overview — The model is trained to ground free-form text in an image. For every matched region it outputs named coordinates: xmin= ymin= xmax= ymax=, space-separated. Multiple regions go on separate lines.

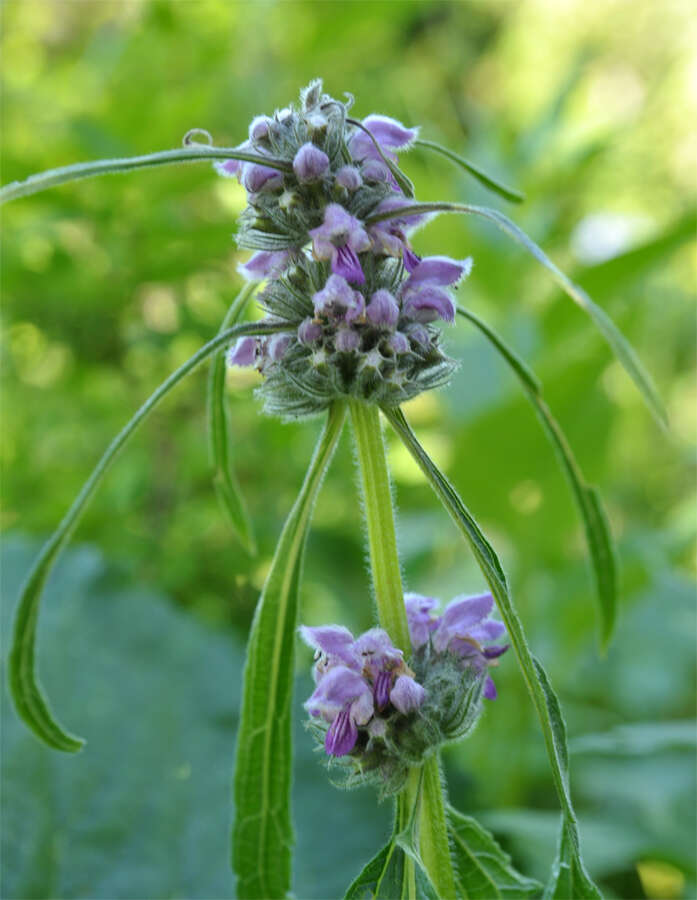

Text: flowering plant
xmin=3 ymin=81 xmax=665 ymax=898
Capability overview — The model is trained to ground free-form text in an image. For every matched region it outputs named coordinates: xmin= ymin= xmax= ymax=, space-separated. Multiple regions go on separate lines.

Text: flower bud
xmin=366 ymin=289 xmax=399 ymax=328
xmin=335 ymin=326 xmax=360 ymax=352
xmin=249 ymin=115 xmax=272 ymax=142
xmin=335 ymin=166 xmax=363 ymax=192
xmin=298 ymin=318 xmax=322 ymax=345
xmin=293 ymin=142 xmax=330 ymax=183
xmin=227 ymin=337 xmax=257 ymax=367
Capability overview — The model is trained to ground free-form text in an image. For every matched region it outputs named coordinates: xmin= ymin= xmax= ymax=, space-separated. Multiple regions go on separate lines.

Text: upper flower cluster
xmin=301 ymin=591 xmax=507 ymax=796
xmin=220 ymin=81 xmax=472 ymax=417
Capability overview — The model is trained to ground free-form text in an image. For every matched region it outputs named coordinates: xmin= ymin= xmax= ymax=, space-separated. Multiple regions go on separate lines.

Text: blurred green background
xmin=1 ymin=1 xmax=695 ymax=898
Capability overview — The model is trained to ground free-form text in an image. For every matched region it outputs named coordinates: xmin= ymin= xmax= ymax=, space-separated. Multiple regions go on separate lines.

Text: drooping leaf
xmin=207 ymin=282 xmax=259 ymax=554
xmin=0 ymin=146 xmax=292 ymax=204
xmin=447 ymin=805 xmax=542 ymax=899
xmin=367 ymin=201 xmax=668 ymax=428
xmin=456 ymin=305 xmax=617 ymax=651
xmin=382 ymin=407 xmax=601 ymax=899
xmin=233 ymin=402 xmax=346 ymax=900
xmin=414 ymin=139 xmax=525 ymax=204
xmin=8 ymin=320 xmax=286 ymax=754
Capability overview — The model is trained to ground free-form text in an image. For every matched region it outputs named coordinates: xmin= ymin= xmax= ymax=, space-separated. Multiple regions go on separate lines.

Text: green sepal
xmin=232 ymin=402 xmax=346 ymax=899
xmin=456 ymin=305 xmax=618 ymax=652
xmin=8 ymin=320 xmax=286 ymax=754
xmin=207 ymin=282 xmax=259 ymax=554
xmin=447 ymin=805 xmax=542 ymax=899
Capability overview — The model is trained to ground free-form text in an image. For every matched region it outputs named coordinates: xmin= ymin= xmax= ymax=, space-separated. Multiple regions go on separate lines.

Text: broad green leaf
xmin=382 ymin=407 xmax=601 ymax=899
xmin=447 ymin=805 xmax=542 ymax=899
xmin=367 ymin=201 xmax=668 ymax=428
xmin=0 ymin=147 xmax=292 ymax=204
xmin=233 ymin=402 xmax=346 ymax=900
xmin=207 ymin=282 xmax=259 ymax=554
xmin=344 ymin=840 xmax=439 ymax=900
xmin=8 ymin=320 xmax=285 ymax=753
xmin=456 ymin=306 xmax=617 ymax=651
xmin=414 ymin=139 xmax=525 ymax=204
xmin=1 ymin=538 xmax=392 ymax=899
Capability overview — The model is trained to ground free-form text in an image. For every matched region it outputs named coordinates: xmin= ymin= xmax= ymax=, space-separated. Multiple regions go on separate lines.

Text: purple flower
xmin=238 ymin=250 xmax=291 ymax=281
xmin=298 ymin=318 xmax=323 ymax=345
xmin=405 ymin=593 xmax=440 ymax=648
xmin=352 ymin=628 xmax=406 ymax=710
xmin=264 ymin=333 xmax=291 ymax=364
xmin=299 ymin=624 xmax=360 ymax=679
xmin=349 ymin=115 xmax=419 ymax=164
xmin=227 ymin=336 xmax=257 ymax=367
xmin=293 ymin=142 xmax=330 ymax=183
xmin=312 ymin=274 xmax=365 ymax=324
xmin=361 ymin=159 xmax=392 ymax=184
xmin=368 ymin=195 xmax=429 ymax=269
xmin=249 ymin=116 xmax=272 ymax=142
xmin=304 ymin=666 xmax=374 ymax=756
xmin=335 ymin=166 xmax=363 ymax=192
xmin=214 ymin=142 xmax=250 ymax=180
xmin=335 ymin=325 xmax=360 ymax=352
xmin=366 ymin=289 xmax=399 ymax=328
xmin=390 ymin=675 xmax=426 ymax=714
xmin=309 ymin=204 xmax=371 ymax=284
xmin=403 ymin=255 xmax=473 ymax=290
xmin=387 ymin=332 xmax=410 ymax=355
xmin=402 ymin=285 xmax=456 ymax=323
xmin=241 ymin=161 xmax=284 ymax=194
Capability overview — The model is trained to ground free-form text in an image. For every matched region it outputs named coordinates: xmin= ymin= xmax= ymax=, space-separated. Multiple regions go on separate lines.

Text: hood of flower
xmin=217 ymin=80 xmax=473 ymax=419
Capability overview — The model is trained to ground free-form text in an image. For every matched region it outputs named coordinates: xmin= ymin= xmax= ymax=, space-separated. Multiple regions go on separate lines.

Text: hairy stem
xmin=349 ymin=400 xmax=456 ymax=899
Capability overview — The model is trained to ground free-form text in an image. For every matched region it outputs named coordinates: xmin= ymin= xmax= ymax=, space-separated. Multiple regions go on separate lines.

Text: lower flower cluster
xmin=301 ymin=592 xmax=508 ymax=796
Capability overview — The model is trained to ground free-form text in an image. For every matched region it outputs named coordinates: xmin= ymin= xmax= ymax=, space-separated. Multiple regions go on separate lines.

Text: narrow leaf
xmin=233 ymin=403 xmax=346 ymax=900
xmin=8 ymin=320 xmax=286 ymax=753
xmin=456 ymin=305 xmax=617 ymax=651
xmin=0 ymin=147 xmax=292 ymax=205
xmin=414 ymin=139 xmax=525 ymax=204
xmin=207 ymin=282 xmax=259 ymax=554
xmin=382 ymin=407 xmax=601 ymax=899
xmin=366 ymin=201 xmax=668 ymax=428
xmin=447 ymin=805 xmax=542 ymax=899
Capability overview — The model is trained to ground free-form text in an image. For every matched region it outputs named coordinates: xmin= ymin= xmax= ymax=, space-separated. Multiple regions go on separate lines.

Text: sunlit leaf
xmin=8 ymin=320 xmax=286 ymax=754
xmin=233 ymin=403 xmax=346 ymax=899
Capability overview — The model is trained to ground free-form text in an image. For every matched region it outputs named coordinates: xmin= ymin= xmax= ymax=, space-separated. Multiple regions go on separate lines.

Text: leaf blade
xmin=8 ymin=320 xmax=286 ymax=753
xmin=382 ymin=407 xmax=601 ymax=899
xmin=447 ymin=805 xmax=542 ymax=899
xmin=415 ymin=139 xmax=525 ymax=204
xmin=456 ymin=306 xmax=618 ymax=651
xmin=207 ymin=282 xmax=259 ymax=554
xmin=233 ymin=402 xmax=346 ymax=899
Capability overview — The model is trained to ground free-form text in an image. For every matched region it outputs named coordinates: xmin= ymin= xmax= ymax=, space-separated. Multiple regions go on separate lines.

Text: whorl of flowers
xmin=300 ymin=592 xmax=507 ymax=797
xmin=221 ymin=80 xmax=472 ymax=418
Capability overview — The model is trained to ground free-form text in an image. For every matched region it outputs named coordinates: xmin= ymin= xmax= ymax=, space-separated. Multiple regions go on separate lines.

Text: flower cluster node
xmin=217 ymin=80 xmax=473 ymax=418
xmin=301 ymin=592 xmax=508 ymax=796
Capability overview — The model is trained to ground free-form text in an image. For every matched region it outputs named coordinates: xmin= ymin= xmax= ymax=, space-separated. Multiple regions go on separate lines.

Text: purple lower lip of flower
xmin=324 ymin=706 xmax=358 ymax=756
xmin=483 ymin=644 xmax=509 ymax=660
xmin=402 ymin=285 xmax=455 ymax=324
xmin=238 ymin=250 xmax=291 ymax=281
xmin=373 ymin=670 xmax=393 ymax=710
xmin=227 ymin=336 xmax=257 ymax=367
xmin=483 ymin=676 xmax=498 ymax=700
xmin=333 ymin=244 xmax=366 ymax=284
xmin=293 ymin=142 xmax=330 ymax=183
xmin=309 ymin=204 xmax=371 ymax=285
xmin=403 ymin=247 xmax=421 ymax=273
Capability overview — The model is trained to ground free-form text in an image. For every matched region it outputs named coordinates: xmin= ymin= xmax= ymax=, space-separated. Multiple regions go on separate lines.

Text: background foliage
xmin=2 ymin=1 xmax=695 ymax=898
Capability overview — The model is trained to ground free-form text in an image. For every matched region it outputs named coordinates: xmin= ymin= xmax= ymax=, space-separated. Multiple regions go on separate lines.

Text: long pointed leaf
xmin=8 ymin=320 xmax=287 ymax=753
xmin=0 ymin=147 xmax=292 ymax=205
xmin=207 ymin=282 xmax=260 ymax=554
xmin=366 ymin=201 xmax=667 ymax=428
xmin=447 ymin=805 xmax=542 ymax=898
xmin=456 ymin=305 xmax=617 ymax=651
xmin=382 ymin=407 xmax=600 ymax=898
xmin=414 ymin=139 xmax=525 ymax=204
xmin=233 ymin=402 xmax=346 ymax=899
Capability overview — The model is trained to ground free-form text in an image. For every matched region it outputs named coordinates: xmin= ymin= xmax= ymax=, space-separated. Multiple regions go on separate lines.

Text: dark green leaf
xmin=414 ymin=139 xmax=525 ymax=204
xmin=456 ymin=305 xmax=617 ymax=651
xmin=345 ymin=838 xmax=439 ymax=899
xmin=207 ymin=282 xmax=259 ymax=554
xmin=233 ymin=403 xmax=346 ymax=899
xmin=8 ymin=320 xmax=286 ymax=754
xmin=447 ymin=805 xmax=542 ymax=899
xmin=382 ymin=407 xmax=601 ymax=899
xmin=367 ymin=202 xmax=668 ymax=428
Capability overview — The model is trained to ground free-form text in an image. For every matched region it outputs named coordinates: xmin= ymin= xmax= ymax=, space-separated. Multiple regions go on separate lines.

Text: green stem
xmin=349 ymin=400 xmax=456 ymax=899
xmin=349 ymin=400 xmax=409 ymax=652
xmin=0 ymin=146 xmax=292 ymax=205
